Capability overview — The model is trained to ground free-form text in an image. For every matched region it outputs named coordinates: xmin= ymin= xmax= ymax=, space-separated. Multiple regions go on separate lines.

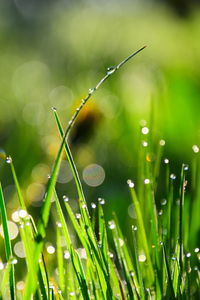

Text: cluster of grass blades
xmin=0 ymin=46 xmax=199 ymax=299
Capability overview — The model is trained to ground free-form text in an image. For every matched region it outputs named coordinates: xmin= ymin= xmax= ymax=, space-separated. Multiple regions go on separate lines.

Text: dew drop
xmin=52 ymin=107 xmax=57 ymax=112
xmin=63 ymin=195 xmax=69 ymax=202
xmin=127 ymin=179 xmax=134 ymax=188
xmin=88 ymin=88 xmax=95 ymax=94
xmin=76 ymin=213 xmax=81 ymax=219
xmin=109 ymin=252 xmax=114 ymax=258
xmin=91 ymin=202 xmax=96 ymax=209
xmin=108 ymin=220 xmax=115 ymax=230
xmin=159 ymin=139 xmax=165 ymax=146
xmin=186 ymin=252 xmax=191 ymax=258
xmin=98 ymin=198 xmax=105 ymax=205
xmin=6 ymin=156 xmax=12 ymax=164
xmin=183 ymin=164 xmax=189 ymax=171
xmin=132 ymin=225 xmax=137 ymax=231
xmin=11 ymin=257 xmax=18 ymax=265
xmin=164 ymin=158 xmax=169 ymax=164
xmin=68 ymin=120 xmax=73 ymax=125
xmin=170 ymin=174 xmax=176 ymax=180
xmin=144 ymin=178 xmax=150 ymax=185
xmin=171 ymin=256 xmax=177 ymax=261
xmin=160 ymin=241 xmax=163 ymax=245
xmin=192 ymin=145 xmax=199 ymax=153
xmin=130 ymin=271 xmax=134 ymax=277
xmin=138 ymin=254 xmax=146 ymax=262
xmin=0 ymin=262 xmax=4 ymax=270
xmin=119 ymin=238 xmax=124 ymax=247
xmin=141 ymin=127 xmax=149 ymax=135
xmin=158 ymin=210 xmax=163 ymax=216
xmin=18 ymin=210 xmax=27 ymax=218
xmin=69 ymin=291 xmax=75 ymax=296
xmin=46 ymin=245 xmax=55 ymax=254
xmin=64 ymin=250 xmax=70 ymax=260
xmin=194 ymin=248 xmax=199 ymax=253
xmin=142 ymin=141 xmax=148 ymax=147
xmin=56 ymin=222 xmax=62 ymax=228
xmin=107 ymin=67 xmax=115 ymax=75
xmin=161 ymin=199 xmax=167 ymax=206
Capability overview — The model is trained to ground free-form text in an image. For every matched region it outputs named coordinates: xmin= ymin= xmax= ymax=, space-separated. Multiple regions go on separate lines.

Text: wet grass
xmin=0 ymin=47 xmax=199 ymax=299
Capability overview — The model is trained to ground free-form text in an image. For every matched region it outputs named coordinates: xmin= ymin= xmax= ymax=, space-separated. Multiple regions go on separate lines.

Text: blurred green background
xmin=0 ymin=0 xmax=200 ymax=257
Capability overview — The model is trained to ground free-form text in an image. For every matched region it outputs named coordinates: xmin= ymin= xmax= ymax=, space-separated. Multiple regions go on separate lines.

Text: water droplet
xmin=144 ymin=178 xmax=150 ymax=185
xmin=142 ymin=141 xmax=148 ymax=147
xmin=159 ymin=139 xmax=165 ymax=146
xmin=76 ymin=107 xmax=80 ymax=112
xmin=98 ymin=198 xmax=105 ymax=205
xmin=18 ymin=210 xmax=27 ymax=218
xmin=170 ymin=174 xmax=176 ymax=180
xmin=194 ymin=248 xmax=199 ymax=253
xmin=186 ymin=252 xmax=191 ymax=258
xmin=76 ymin=213 xmax=81 ymax=219
xmin=11 ymin=257 xmax=18 ymax=264
xmin=108 ymin=220 xmax=115 ymax=230
xmin=46 ymin=245 xmax=55 ymax=254
xmin=138 ymin=254 xmax=146 ymax=262
xmin=160 ymin=241 xmax=163 ymax=245
xmin=63 ymin=195 xmax=69 ymax=202
xmin=88 ymin=88 xmax=95 ymax=94
xmin=107 ymin=66 xmax=115 ymax=75
xmin=108 ymin=252 xmax=114 ymax=258
xmin=132 ymin=225 xmax=137 ymax=231
xmin=127 ymin=179 xmax=134 ymax=188
xmin=56 ymin=222 xmax=62 ymax=228
xmin=91 ymin=202 xmax=96 ymax=209
xmin=0 ymin=262 xmax=4 ymax=270
xmin=183 ymin=164 xmax=189 ymax=171
xmin=81 ymin=99 xmax=86 ymax=105
xmin=161 ymin=199 xmax=167 ymax=206
xmin=64 ymin=250 xmax=70 ymax=260
xmin=129 ymin=271 xmax=134 ymax=277
xmin=47 ymin=174 xmax=51 ymax=179
xmin=192 ymin=145 xmax=199 ymax=153
xmin=158 ymin=210 xmax=163 ymax=216
xmin=194 ymin=266 xmax=198 ymax=271
xmin=68 ymin=120 xmax=73 ymax=125
xmin=171 ymin=256 xmax=176 ymax=261
xmin=25 ymin=222 xmax=30 ymax=226
xmin=52 ymin=107 xmax=57 ymax=111
xmin=119 ymin=238 xmax=124 ymax=247
xmin=6 ymin=156 xmax=12 ymax=164
xmin=164 ymin=158 xmax=169 ymax=164
xmin=82 ymin=204 xmax=87 ymax=209
xmin=69 ymin=291 xmax=75 ymax=296
xmin=141 ymin=127 xmax=149 ymax=135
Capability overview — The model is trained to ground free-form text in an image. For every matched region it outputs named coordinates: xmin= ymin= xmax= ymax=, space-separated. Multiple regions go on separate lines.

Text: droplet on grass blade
xmin=46 ymin=245 xmax=55 ymax=254
xmin=159 ymin=139 xmax=165 ymax=146
xmin=170 ymin=174 xmax=176 ymax=180
xmin=18 ymin=210 xmax=27 ymax=218
xmin=142 ymin=141 xmax=148 ymax=147
xmin=6 ymin=156 xmax=12 ymax=164
xmin=69 ymin=291 xmax=75 ymax=296
xmin=138 ymin=253 xmax=146 ymax=262
xmin=98 ymin=198 xmax=105 ymax=205
xmin=144 ymin=178 xmax=150 ymax=184
xmin=141 ymin=127 xmax=149 ymax=135
xmin=0 ymin=262 xmax=4 ymax=270
xmin=52 ymin=107 xmax=57 ymax=112
xmin=88 ymin=88 xmax=95 ymax=94
xmin=64 ymin=251 xmax=70 ymax=260
xmin=164 ymin=158 xmax=169 ymax=164
xmin=183 ymin=164 xmax=189 ymax=171
xmin=75 ymin=213 xmax=81 ymax=219
xmin=63 ymin=195 xmax=69 ymax=202
xmin=91 ymin=202 xmax=96 ymax=208
xmin=186 ymin=252 xmax=191 ymax=258
xmin=161 ymin=199 xmax=167 ymax=206
xmin=108 ymin=220 xmax=115 ymax=230
xmin=192 ymin=145 xmax=199 ymax=153
xmin=194 ymin=248 xmax=199 ymax=253
xmin=127 ymin=179 xmax=134 ymax=188
xmin=107 ymin=67 xmax=115 ymax=75
xmin=16 ymin=281 xmax=25 ymax=291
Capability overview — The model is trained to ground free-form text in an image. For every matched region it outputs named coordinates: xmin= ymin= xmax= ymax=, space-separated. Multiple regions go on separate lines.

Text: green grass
xmin=0 ymin=47 xmax=199 ymax=299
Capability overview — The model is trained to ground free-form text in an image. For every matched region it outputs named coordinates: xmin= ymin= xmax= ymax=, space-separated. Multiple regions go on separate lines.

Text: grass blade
xmin=0 ymin=183 xmax=16 ymax=300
